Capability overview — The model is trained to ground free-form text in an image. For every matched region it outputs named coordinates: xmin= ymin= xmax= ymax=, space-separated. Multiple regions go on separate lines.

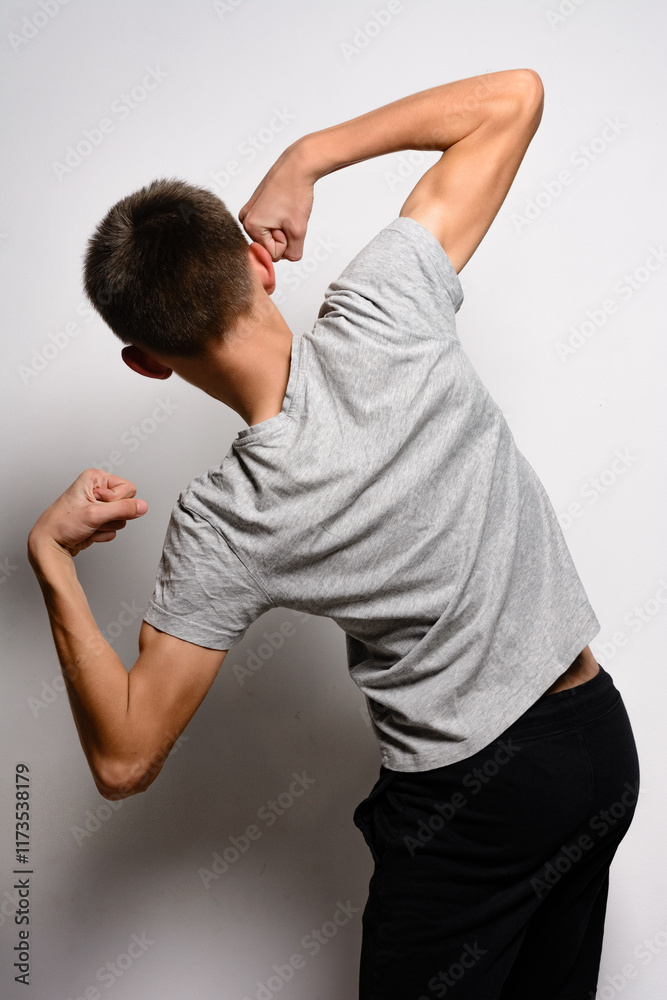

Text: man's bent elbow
xmin=487 ymin=69 xmax=544 ymax=136
xmin=510 ymin=68 xmax=544 ymax=117
xmin=90 ymin=728 xmax=178 ymax=799
xmin=513 ymin=68 xmax=544 ymax=97
xmin=93 ymin=757 xmax=154 ymax=801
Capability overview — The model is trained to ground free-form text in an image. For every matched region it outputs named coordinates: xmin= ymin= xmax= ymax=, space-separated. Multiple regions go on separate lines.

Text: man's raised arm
xmin=239 ymin=68 xmax=544 ymax=272
xmin=27 ymin=470 xmax=226 ymax=801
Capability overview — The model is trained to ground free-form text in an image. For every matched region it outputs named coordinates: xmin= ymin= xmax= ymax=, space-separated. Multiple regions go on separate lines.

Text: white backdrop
xmin=1 ymin=1 xmax=666 ymax=998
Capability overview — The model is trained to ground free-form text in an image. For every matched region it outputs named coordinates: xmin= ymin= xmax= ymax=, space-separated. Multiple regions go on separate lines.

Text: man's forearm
xmin=295 ymin=68 xmax=536 ymax=181
xmin=28 ymin=534 xmax=133 ymax=797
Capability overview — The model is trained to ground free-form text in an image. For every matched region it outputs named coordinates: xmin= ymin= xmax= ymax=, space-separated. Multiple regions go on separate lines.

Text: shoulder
xmin=320 ymin=216 xmax=464 ymax=320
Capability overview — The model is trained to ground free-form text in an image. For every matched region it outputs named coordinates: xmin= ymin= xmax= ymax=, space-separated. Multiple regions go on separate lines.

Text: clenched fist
xmin=27 ymin=469 xmax=148 ymax=563
xmin=238 ymin=138 xmax=317 ymax=263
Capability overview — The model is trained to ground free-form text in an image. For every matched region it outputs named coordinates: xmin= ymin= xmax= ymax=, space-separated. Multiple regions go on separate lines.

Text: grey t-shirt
xmin=144 ymin=215 xmax=600 ymax=771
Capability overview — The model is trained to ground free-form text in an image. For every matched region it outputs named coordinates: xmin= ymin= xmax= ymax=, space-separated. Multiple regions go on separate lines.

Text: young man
xmin=28 ymin=69 xmax=639 ymax=998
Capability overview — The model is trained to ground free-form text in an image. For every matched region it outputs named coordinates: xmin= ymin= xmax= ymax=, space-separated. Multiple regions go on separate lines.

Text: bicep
xmin=399 ymin=75 xmax=544 ymax=273
xmin=122 ymin=622 xmax=227 ymax=792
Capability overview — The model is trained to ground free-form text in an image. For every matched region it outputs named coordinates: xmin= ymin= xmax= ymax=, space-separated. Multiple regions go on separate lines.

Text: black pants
xmin=353 ymin=665 xmax=640 ymax=1000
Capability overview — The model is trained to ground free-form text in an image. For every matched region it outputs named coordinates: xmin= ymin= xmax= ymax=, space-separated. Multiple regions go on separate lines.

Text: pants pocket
xmin=353 ymin=766 xmax=401 ymax=866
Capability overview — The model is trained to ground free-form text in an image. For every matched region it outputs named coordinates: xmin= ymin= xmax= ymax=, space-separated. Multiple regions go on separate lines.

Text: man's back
xmin=144 ymin=215 xmax=600 ymax=770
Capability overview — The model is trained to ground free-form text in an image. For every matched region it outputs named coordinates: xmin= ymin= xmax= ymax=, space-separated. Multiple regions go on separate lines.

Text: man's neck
xmin=165 ymin=305 xmax=295 ymax=428
xmin=219 ymin=308 xmax=295 ymax=427
xmin=233 ymin=324 xmax=294 ymax=427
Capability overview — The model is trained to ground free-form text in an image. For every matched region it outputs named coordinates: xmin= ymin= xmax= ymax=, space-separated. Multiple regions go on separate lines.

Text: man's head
xmin=82 ymin=177 xmax=293 ymax=425
xmin=83 ymin=177 xmax=263 ymax=376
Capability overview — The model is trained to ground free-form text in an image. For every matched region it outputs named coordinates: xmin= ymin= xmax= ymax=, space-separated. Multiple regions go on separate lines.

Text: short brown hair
xmin=82 ymin=177 xmax=254 ymax=358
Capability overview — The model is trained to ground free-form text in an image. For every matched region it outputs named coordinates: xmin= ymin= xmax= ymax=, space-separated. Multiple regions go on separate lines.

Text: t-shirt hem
xmin=143 ymin=600 xmax=243 ymax=651
xmin=378 ymin=611 xmax=601 ymax=772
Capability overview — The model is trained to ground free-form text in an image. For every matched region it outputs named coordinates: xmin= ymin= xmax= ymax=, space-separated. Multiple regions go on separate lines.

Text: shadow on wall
xmin=57 ymin=608 xmax=380 ymax=977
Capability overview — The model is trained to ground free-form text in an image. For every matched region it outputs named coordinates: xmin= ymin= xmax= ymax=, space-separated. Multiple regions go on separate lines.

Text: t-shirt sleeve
xmin=143 ymin=498 xmax=274 ymax=650
xmin=316 ymin=215 xmax=464 ymax=345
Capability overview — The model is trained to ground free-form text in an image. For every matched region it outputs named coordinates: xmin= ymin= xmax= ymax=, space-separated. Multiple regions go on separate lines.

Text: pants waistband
xmin=498 ymin=662 xmax=618 ymax=741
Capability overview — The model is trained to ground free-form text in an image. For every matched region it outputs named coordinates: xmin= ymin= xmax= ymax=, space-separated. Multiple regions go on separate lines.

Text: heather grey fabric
xmin=144 ymin=216 xmax=600 ymax=770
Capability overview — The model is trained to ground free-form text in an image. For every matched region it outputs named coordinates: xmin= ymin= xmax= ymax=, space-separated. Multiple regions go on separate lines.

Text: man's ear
xmin=247 ymin=242 xmax=277 ymax=296
xmin=121 ymin=345 xmax=173 ymax=379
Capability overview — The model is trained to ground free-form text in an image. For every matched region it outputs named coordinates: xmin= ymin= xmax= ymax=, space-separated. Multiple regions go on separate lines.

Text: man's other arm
xmin=397 ymin=70 xmax=544 ymax=272
xmin=238 ymin=68 xmax=544 ymax=273
xmin=27 ymin=470 xmax=226 ymax=801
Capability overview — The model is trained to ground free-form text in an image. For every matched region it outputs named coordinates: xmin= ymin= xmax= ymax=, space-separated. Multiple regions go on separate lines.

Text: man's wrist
xmin=284 ymin=133 xmax=330 ymax=185
xmin=27 ymin=528 xmax=74 ymax=583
